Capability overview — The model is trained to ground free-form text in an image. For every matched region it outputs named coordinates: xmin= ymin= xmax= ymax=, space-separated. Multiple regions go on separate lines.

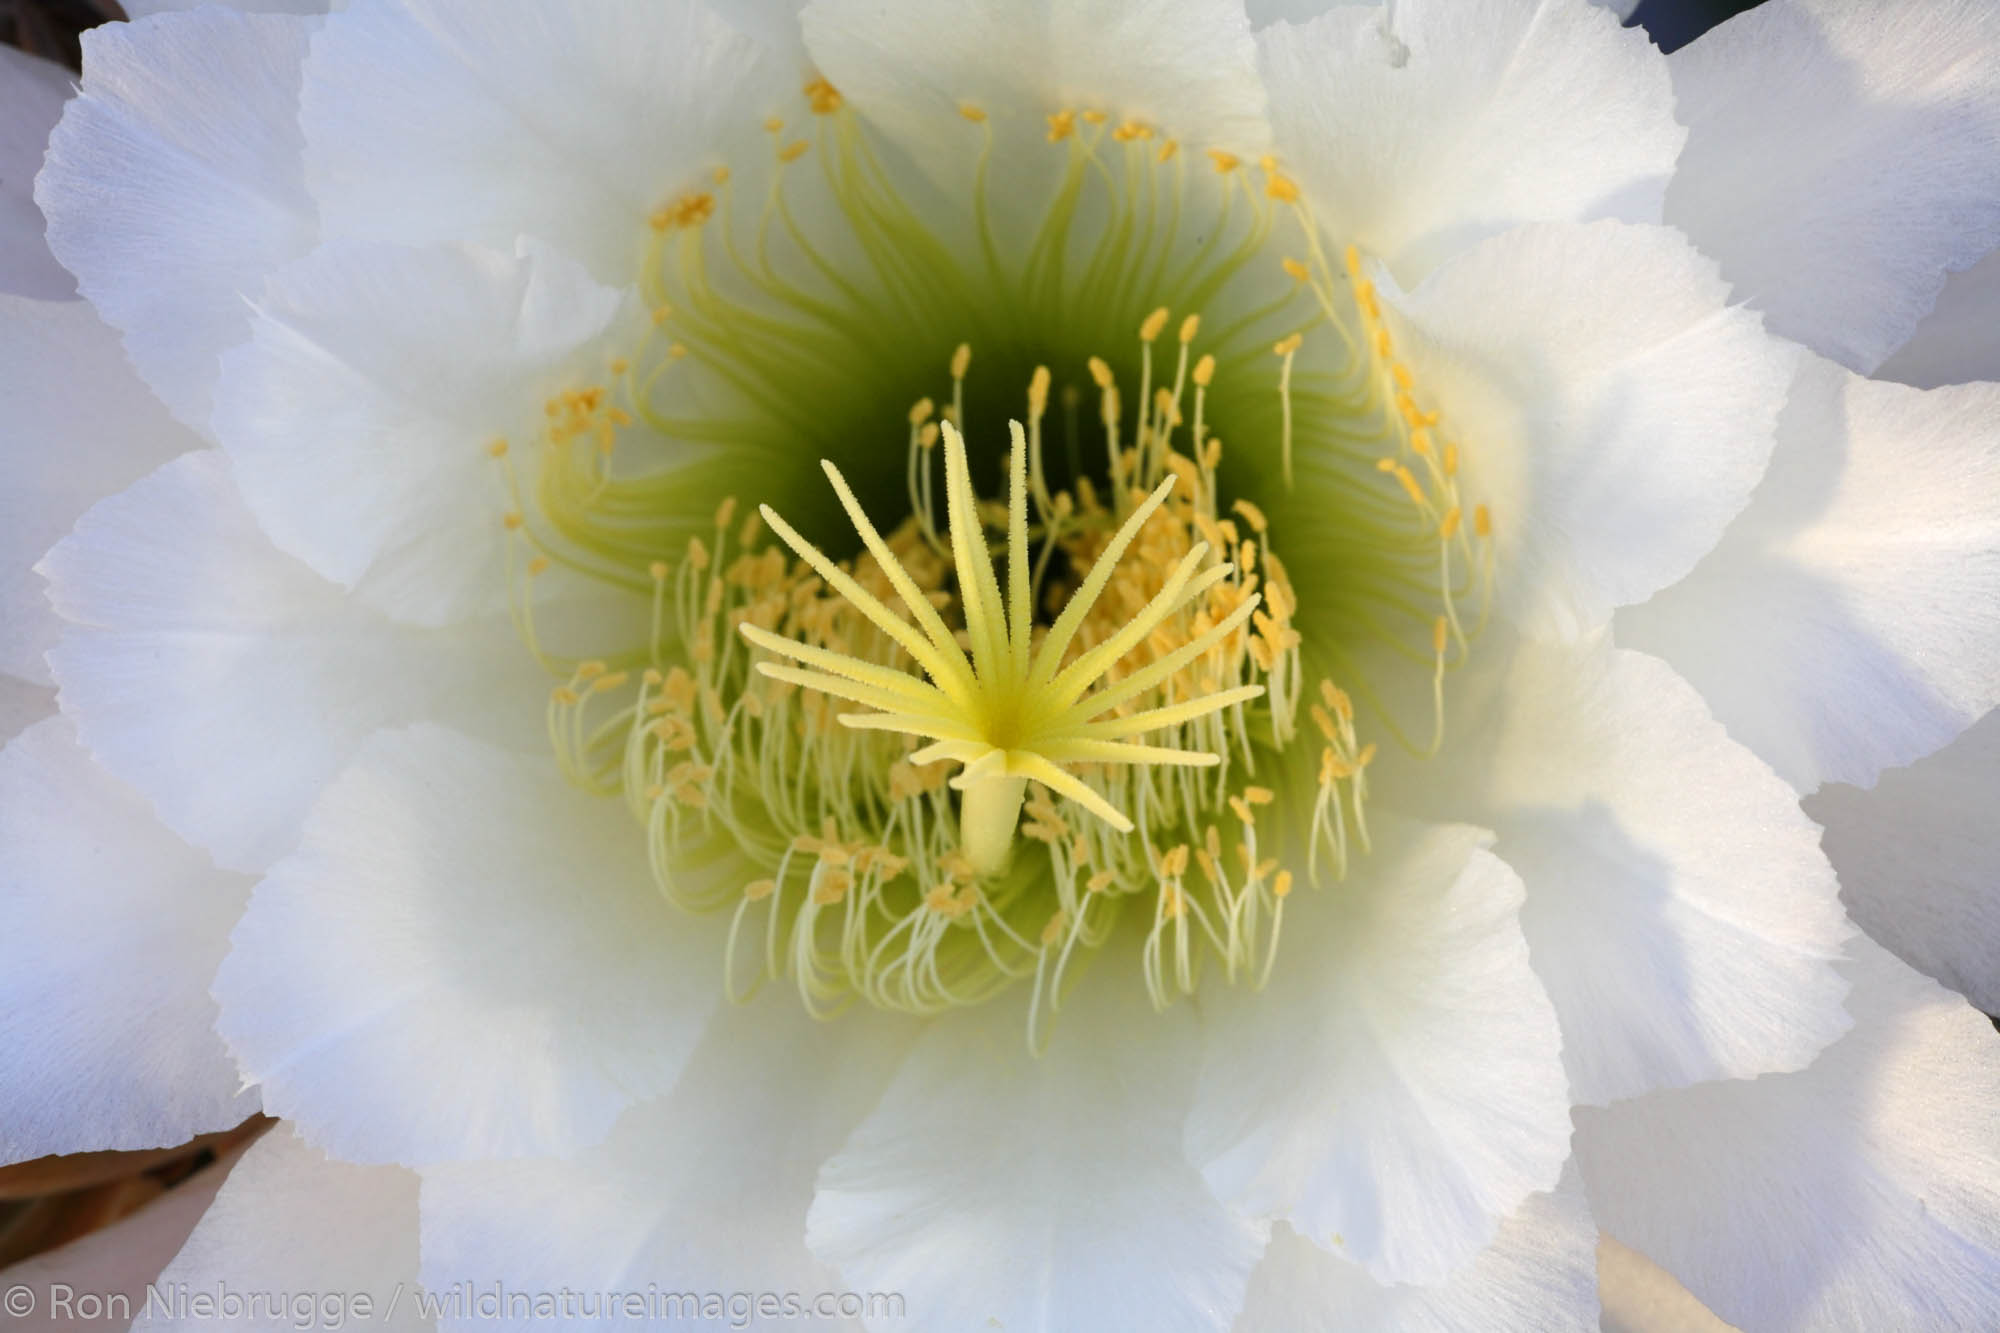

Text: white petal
xmin=0 ymin=44 xmax=75 ymax=300
xmin=0 ymin=675 xmax=53 ymax=744
xmin=130 ymin=1126 xmax=429 ymax=1333
xmin=1664 ymin=0 xmax=2000 ymax=373
xmin=1805 ymin=709 xmax=2000 ymax=1017
xmin=1260 ymin=0 xmax=1681 ymax=286
xmin=213 ymin=725 xmax=721 ymax=1165
xmin=1878 ymin=247 xmax=2000 ymax=390
xmin=1384 ymin=634 xmax=1852 ymax=1105
xmin=0 ymin=294 xmax=197 ymax=685
xmin=39 ymin=450 xmax=544 ymax=875
xmin=124 ymin=0 xmax=327 ymax=14
xmin=421 ymin=996 xmax=913 ymax=1332
xmin=803 ymin=0 xmax=1268 ymax=179
xmin=1236 ymin=1167 xmax=1600 ymax=1333
xmin=1379 ymin=220 xmax=1797 ymax=637
xmin=1186 ymin=819 xmax=1569 ymax=1287
xmin=1597 ymin=1239 xmax=1740 ymax=1333
xmin=0 ymin=716 xmax=256 ymax=1163
xmin=36 ymin=7 xmax=318 ymax=431
xmin=300 ymin=0 xmax=771 ymax=280
xmin=1618 ymin=355 xmax=2000 ymax=792
xmin=212 ymin=239 xmax=636 ymax=627
xmin=808 ymin=962 xmax=1264 ymax=1333
xmin=1575 ymin=938 xmax=2000 ymax=1333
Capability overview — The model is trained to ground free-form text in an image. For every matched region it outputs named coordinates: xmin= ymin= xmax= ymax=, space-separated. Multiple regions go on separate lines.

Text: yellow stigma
xmin=743 ymin=419 xmax=1264 ymax=877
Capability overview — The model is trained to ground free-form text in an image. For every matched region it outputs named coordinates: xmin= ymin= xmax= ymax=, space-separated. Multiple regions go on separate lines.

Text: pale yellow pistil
xmin=742 ymin=420 xmax=1265 ymax=877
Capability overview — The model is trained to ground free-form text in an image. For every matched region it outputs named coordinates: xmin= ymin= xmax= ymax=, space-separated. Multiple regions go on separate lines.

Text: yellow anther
xmin=1028 ymin=365 xmax=1051 ymax=417
xmin=1392 ymin=363 xmax=1414 ymax=391
xmin=1282 ymin=257 xmax=1311 ymax=283
xmin=592 ymin=671 xmax=631 ymax=694
xmin=1411 ymin=428 xmax=1434 ymax=456
xmin=1192 ymin=354 xmax=1216 ymax=387
xmin=958 ymin=101 xmax=987 ymax=123
xmin=712 ymin=165 xmax=730 ymax=185
xmin=1207 ymin=148 xmax=1241 ymax=173
xmin=1245 ymin=786 xmax=1275 ymax=806
xmin=1273 ymin=332 xmax=1304 ymax=357
xmin=1229 ymin=794 xmax=1256 ymax=825
xmin=1082 ymin=109 xmax=1108 ymax=125
xmin=1432 ymin=616 xmax=1449 ymax=656
xmin=609 ymin=357 xmax=630 ymax=376
xmin=1041 ymin=911 xmax=1070 ymax=946
xmin=919 ymin=422 xmax=940 ymax=448
xmin=649 ymin=560 xmax=669 ymax=581
xmin=1442 ymin=443 xmax=1460 ymax=477
xmin=804 ymin=78 xmax=843 ymax=114
xmin=715 ymin=497 xmax=738 ymax=530
xmin=1047 ymin=109 xmax=1077 ymax=142
xmin=909 ymin=397 xmax=936 ymax=426
xmin=1112 ymin=120 xmax=1152 ymax=143
xmin=687 ymin=537 xmax=710 ymax=571
xmin=1159 ymin=844 xmax=1191 ymax=878
xmin=1265 ymin=173 xmax=1301 ymax=202
xmin=502 ymin=511 xmax=524 ymax=531
xmin=1272 ymin=869 xmax=1295 ymax=899
xmin=527 ymin=555 xmax=551 ymax=576
xmin=651 ymin=305 xmax=672 ymax=326
xmin=951 ymin=343 xmax=972 ymax=379
xmin=1475 ymin=504 xmax=1493 ymax=537
xmin=1343 ymin=244 xmax=1363 ymax=278
xmin=576 ymin=660 xmax=607 ymax=681
xmin=1440 ymin=506 xmax=1463 ymax=539
xmin=486 ymin=437 xmax=509 ymax=458
xmin=1392 ymin=465 xmax=1426 ymax=509
xmin=669 ymin=343 xmax=689 ymax=360
xmin=552 ymin=685 xmax=579 ymax=706
xmin=745 ymin=878 xmax=777 ymax=902
xmin=1374 ymin=326 xmax=1394 ymax=359
xmin=1158 ymin=139 xmax=1179 ymax=162
xmin=763 ymin=115 xmax=785 ymax=134
xmin=1178 ymin=313 xmax=1200 ymax=344
xmin=1087 ymin=356 xmax=1116 ymax=390
xmin=777 ymin=139 xmax=809 ymax=164
xmin=1231 ymin=499 xmax=1269 ymax=533
xmin=1140 ymin=306 xmax=1171 ymax=342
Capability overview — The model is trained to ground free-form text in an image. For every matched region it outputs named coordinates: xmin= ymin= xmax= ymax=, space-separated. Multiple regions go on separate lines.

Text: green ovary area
xmin=496 ymin=78 xmax=1494 ymax=1039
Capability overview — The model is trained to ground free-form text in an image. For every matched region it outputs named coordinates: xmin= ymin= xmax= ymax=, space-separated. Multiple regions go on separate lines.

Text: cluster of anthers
xmin=491 ymin=75 xmax=1497 ymax=1039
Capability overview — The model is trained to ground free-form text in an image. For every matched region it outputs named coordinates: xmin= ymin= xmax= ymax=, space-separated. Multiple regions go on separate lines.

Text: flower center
xmin=494 ymin=78 xmax=1495 ymax=1038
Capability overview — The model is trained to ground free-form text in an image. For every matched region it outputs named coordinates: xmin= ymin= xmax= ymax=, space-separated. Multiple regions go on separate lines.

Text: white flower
xmin=4 ymin=0 xmax=2000 ymax=1329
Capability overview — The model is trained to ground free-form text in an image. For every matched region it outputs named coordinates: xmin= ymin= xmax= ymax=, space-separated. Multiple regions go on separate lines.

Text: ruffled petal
xmin=420 ymin=997 xmax=913 ymax=1332
xmin=300 ymin=0 xmax=772 ymax=280
xmin=130 ymin=1126 xmax=429 ymax=1333
xmin=1575 ymin=938 xmax=2000 ymax=1333
xmin=1 ymin=294 xmax=197 ymax=685
xmin=1806 ymin=709 xmax=2000 ymax=1016
xmin=808 ymin=962 xmax=1264 ymax=1333
xmin=35 ymin=6 xmax=318 ymax=430
xmin=211 ymin=239 xmax=637 ymax=627
xmin=1384 ymin=634 xmax=1852 ymax=1105
xmin=0 ymin=675 xmax=53 ymax=743
xmin=1236 ymin=1168 xmax=1599 ymax=1333
xmin=1664 ymin=0 xmax=2000 ymax=373
xmin=0 ymin=716 xmax=256 ymax=1163
xmin=1260 ymin=0 xmax=1681 ymax=286
xmin=1878 ymin=246 xmax=2000 ymax=390
xmin=39 ymin=451 xmax=543 ymax=874
xmin=803 ymin=0 xmax=1267 ymax=178
xmin=1185 ymin=820 xmax=1569 ymax=1287
xmin=1378 ymin=219 xmax=1797 ymax=637
xmin=0 ymin=44 xmax=75 ymax=300
xmin=1618 ymin=355 xmax=2000 ymax=792
xmin=213 ymin=725 xmax=721 ymax=1165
